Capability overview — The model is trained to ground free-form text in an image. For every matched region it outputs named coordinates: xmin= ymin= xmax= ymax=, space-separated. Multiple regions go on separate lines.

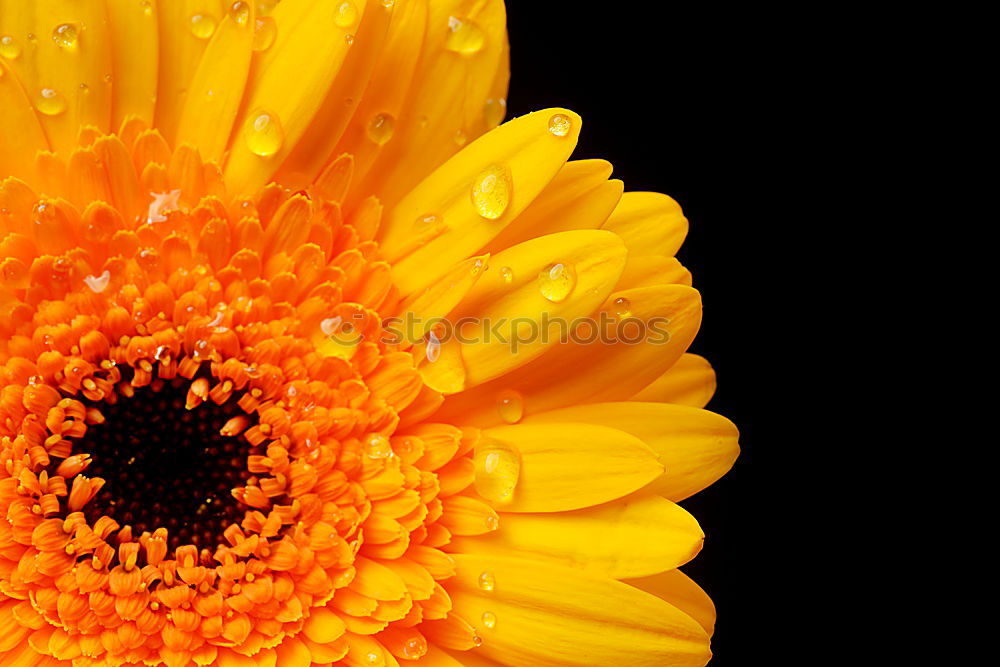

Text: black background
xmin=505 ymin=5 xmax=788 ymax=663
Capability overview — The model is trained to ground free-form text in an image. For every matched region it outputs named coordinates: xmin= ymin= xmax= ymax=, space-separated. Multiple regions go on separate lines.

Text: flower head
xmin=0 ymin=2 xmax=738 ymax=666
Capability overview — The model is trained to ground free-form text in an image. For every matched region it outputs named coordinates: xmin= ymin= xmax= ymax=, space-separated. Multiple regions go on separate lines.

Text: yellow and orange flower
xmin=0 ymin=2 xmax=738 ymax=666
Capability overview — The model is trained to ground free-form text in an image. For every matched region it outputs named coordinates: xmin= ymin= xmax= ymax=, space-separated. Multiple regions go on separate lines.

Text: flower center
xmin=71 ymin=376 xmax=256 ymax=551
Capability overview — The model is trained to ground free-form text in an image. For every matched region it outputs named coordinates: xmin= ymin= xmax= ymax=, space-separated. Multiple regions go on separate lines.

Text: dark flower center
xmin=70 ymin=377 xmax=255 ymax=551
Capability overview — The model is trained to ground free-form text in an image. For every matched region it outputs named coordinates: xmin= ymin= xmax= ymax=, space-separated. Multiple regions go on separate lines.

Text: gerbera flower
xmin=0 ymin=1 xmax=739 ymax=666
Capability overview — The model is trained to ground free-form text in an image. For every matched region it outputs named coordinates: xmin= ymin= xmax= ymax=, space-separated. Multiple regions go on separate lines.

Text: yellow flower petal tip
xmin=0 ymin=2 xmax=735 ymax=666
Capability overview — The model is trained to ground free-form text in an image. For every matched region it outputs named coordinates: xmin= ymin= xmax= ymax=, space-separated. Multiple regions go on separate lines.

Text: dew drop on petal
xmin=1 ymin=35 xmax=22 ymax=59
xmin=364 ymin=434 xmax=393 ymax=459
xmin=253 ymin=17 xmax=277 ymax=51
xmin=482 ymin=611 xmax=497 ymax=629
xmin=445 ymin=16 xmax=485 ymax=54
xmin=84 ymin=271 xmax=111 ymax=293
xmin=52 ymin=23 xmax=78 ymax=48
xmin=471 ymin=164 xmax=512 ymax=220
xmin=538 ymin=262 xmax=576 ymax=303
xmin=613 ymin=296 xmax=632 ymax=318
xmin=367 ymin=112 xmax=395 ymax=145
xmin=500 ymin=266 xmax=514 ymax=284
xmin=453 ymin=128 xmax=467 ymax=146
xmin=425 ymin=331 xmax=441 ymax=363
xmin=401 ymin=635 xmax=426 ymax=659
xmin=474 ymin=437 xmax=521 ymax=504
xmin=478 ymin=571 xmax=495 ymax=591
xmin=484 ymin=97 xmax=507 ymax=128
xmin=413 ymin=213 xmax=439 ymax=233
xmin=35 ymin=88 xmax=67 ymax=116
xmin=381 ymin=0 xmax=396 ymax=8
xmin=229 ymin=1 xmax=251 ymax=25
xmin=244 ymin=109 xmax=283 ymax=157
xmin=334 ymin=1 xmax=359 ymax=28
xmin=548 ymin=113 xmax=572 ymax=137
xmin=472 ymin=633 xmax=484 ymax=647
xmin=140 ymin=1 xmax=153 ymax=18
xmin=496 ymin=390 xmax=523 ymax=424
xmin=190 ymin=13 xmax=217 ymax=39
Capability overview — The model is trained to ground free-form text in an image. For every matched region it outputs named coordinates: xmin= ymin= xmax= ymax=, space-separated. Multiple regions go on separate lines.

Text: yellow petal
xmin=523 ymin=402 xmax=739 ymax=502
xmin=479 ymin=423 xmax=662 ymax=512
xmin=444 ymin=230 xmax=627 ymax=388
xmin=448 ymin=554 xmax=711 ymax=667
xmin=106 ymin=0 xmax=159 ymax=128
xmin=276 ymin=0 xmax=394 ymax=187
xmin=223 ymin=0 xmax=367 ymax=196
xmin=631 ymin=353 xmax=717 ymax=408
xmin=484 ymin=160 xmax=622 ymax=253
xmin=450 ymin=492 xmax=703 ymax=578
xmin=152 ymin=0 xmax=221 ymax=143
xmin=0 ymin=0 xmax=113 ymax=153
xmin=617 ymin=255 xmax=692 ymax=289
xmin=602 ymin=191 xmax=688 ymax=257
xmin=624 ymin=569 xmax=717 ymax=637
xmin=351 ymin=0 xmax=508 ymax=210
xmin=436 ymin=284 xmax=701 ymax=426
xmin=174 ymin=4 xmax=255 ymax=162
xmin=0 ymin=61 xmax=49 ymax=182
xmin=397 ymin=254 xmax=489 ymax=324
xmin=379 ymin=107 xmax=582 ymax=295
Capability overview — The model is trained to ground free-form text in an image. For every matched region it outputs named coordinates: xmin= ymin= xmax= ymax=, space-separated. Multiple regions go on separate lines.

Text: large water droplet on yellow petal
xmin=253 ymin=17 xmax=277 ymax=51
xmin=244 ymin=109 xmax=284 ymax=157
xmin=334 ymin=1 xmax=359 ymax=28
xmin=496 ymin=390 xmax=523 ymax=424
xmin=445 ymin=16 xmax=485 ymax=54
xmin=36 ymin=88 xmax=67 ymax=116
xmin=229 ymin=1 xmax=251 ymax=26
xmin=367 ymin=112 xmax=395 ymax=145
xmin=471 ymin=164 xmax=512 ymax=220
xmin=0 ymin=35 xmax=21 ymax=59
xmin=548 ymin=113 xmax=572 ymax=137
xmin=613 ymin=296 xmax=632 ymax=318
xmin=52 ymin=23 xmax=78 ymax=48
xmin=482 ymin=611 xmax=497 ymax=629
xmin=190 ymin=14 xmax=217 ymax=39
xmin=474 ymin=437 xmax=521 ymax=504
xmin=538 ymin=262 xmax=576 ymax=303
xmin=478 ymin=571 xmax=496 ymax=591
xmin=364 ymin=434 xmax=393 ymax=459
xmin=484 ymin=97 xmax=507 ymax=128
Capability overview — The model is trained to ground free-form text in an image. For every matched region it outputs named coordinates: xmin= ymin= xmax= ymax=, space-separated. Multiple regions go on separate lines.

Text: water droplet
xmin=190 ymin=14 xmax=217 ymax=39
xmin=453 ymin=128 xmax=467 ymax=146
xmin=84 ymin=271 xmax=111 ymax=293
xmin=472 ymin=633 xmax=483 ymax=647
xmin=35 ymin=88 xmax=67 ymax=116
xmin=0 ymin=35 xmax=21 ymax=60
xmin=229 ymin=1 xmax=251 ymax=25
xmin=52 ymin=23 xmax=78 ymax=48
xmin=344 ymin=33 xmax=354 ymax=45
xmin=367 ymin=112 xmax=395 ymax=145
xmin=140 ymin=1 xmax=153 ymax=18
xmin=364 ymin=434 xmax=393 ymax=459
xmin=471 ymin=164 xmax=512 ymax=220
xmin=548 ymin=113 xmax=572 ymax=137
xmin=613 ymin=296 xmax=632 ymax=318
xmin=381 ymin=0 xmax=396 ymax=8
xmin=478 ymin=571 xmax=495 ymax=591
xmin=401 ymin=635 xmax=426 ymax=658
xmin=425 ymin=331 xmax=441 ymax=363
xmin=538 ymin=262 xmax=576 ymax=303
xmin=500 ymin=266 xmax=514 ymax=284
xmin=496 ymin=390 xmax=523 ymax=424
xmin=334 ymin=2 xmax=359 ymax=28
xmin=484 ymin=97 xmax=507 ymax=128
xmin=481 ymin=611 xmax=497 ymax=629
xmin=244 ymin=109 xmax=284 ymax=157
xmin=474 ymin=437 xmax=521 ymax=504
xmin=445 ymin=16 xmax=485 ymax=54
xmin=320 ymin=316 xmax=343 ymax=336
xmin=414 ymin=213 xmax=439 ymax=233
xmin=253 ymin=17 xmax=277 ymax=51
